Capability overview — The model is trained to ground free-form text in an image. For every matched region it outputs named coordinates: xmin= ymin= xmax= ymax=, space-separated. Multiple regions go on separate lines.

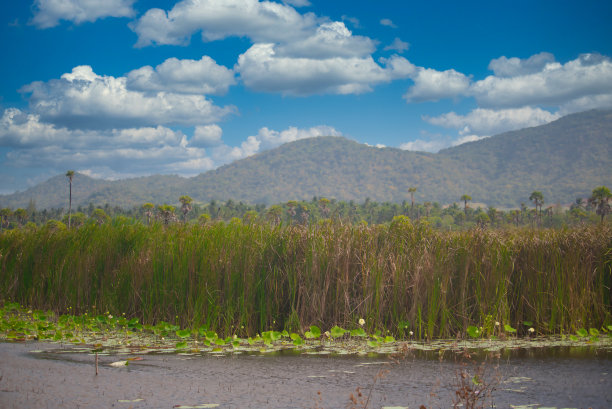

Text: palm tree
xmin=179 ymin=195 xmax=193 ymax=223
xmin=529 ymin=191 xmax=544 ymax=225
xmin=588 ymin=186 xmax=612 ymax=223
xmin=408 ymin=187 xmax=417 ymax=217
xmin=142 ymin=203 xmax=155 ymax=225
xmin=460 ymin=194 xmax=472 ymax=216
xmin=0 ymin=208 xmax=12 ymax=231
xmin=66 ymin=170 xmax=75 ymax=228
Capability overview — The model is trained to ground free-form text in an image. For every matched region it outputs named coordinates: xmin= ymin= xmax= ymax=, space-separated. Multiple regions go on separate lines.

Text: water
xmin=0 ymin=341 xmax=610 ymax=408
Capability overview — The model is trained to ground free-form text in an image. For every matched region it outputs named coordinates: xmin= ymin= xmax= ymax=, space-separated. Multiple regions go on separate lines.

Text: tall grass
xmin=1 ymin=219 xmax=610 ymax=338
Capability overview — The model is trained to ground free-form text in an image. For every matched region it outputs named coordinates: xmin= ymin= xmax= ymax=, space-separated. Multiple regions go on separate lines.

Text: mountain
xmin=1 ymin=109 xmax=611 ymax=209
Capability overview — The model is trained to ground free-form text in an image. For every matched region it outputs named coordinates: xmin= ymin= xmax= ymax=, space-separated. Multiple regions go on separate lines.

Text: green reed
xmin=0 ymin=220 xmax=610 ymax=339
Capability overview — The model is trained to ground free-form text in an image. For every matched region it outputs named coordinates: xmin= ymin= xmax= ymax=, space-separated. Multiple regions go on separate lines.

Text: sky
xmin=1 ymin=0 xmax=611 ymax=194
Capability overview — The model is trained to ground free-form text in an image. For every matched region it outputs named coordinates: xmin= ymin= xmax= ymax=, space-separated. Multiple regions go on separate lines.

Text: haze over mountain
xmin=1 ymin=109 xmax=611 ymax=210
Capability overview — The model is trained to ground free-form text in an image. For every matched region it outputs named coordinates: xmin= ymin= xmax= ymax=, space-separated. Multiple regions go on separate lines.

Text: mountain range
xmin=1 ymin=109 xmax=611 ymax=210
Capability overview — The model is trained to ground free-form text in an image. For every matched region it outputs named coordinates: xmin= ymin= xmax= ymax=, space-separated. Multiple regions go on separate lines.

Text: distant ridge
xmin=1 ymin=109 xmax=611 ymax=209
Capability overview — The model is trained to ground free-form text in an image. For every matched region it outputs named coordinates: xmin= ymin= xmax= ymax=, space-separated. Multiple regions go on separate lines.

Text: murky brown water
xmin=1 ymin=341 xmax=610 ymax=408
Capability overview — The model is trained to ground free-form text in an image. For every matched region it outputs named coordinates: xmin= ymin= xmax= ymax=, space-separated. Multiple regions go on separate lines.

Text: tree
xmin=588 ymin=186 xmax=612 ymax=223
xmin=460 ymin=194 xmax=472 ymax=216
xmin=529 ymin=191 xmax=544 ymax=225
xmin=14 ymin=208 xmax=27 ymax=227
xmin=408 ymin=187 xmax=417 ymax=217
xmin=158 ymin=204 xmax=176 ymax=225
xmin=0 ymin=208 xmax=12 ymax=231
xmin=142 ymin=203 xmax=155 ymax=225
xmin=266 ymin=205 xmax=283 ymax=225
xmin=91 ymin=208 xmax=109 ymax=225
xmin=179 ymin=195 xmax=193 ymax=223
xmin=66 ymin=170 xmax=75 ymax=228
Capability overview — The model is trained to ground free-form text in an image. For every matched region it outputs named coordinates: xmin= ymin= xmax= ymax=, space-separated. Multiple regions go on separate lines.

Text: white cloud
xmin=236 ymin=44 xmax=414 ymax=95
xmin=191 ymin=124 xmax=223 ymax=147
xmin=488 ymin=52 xmax=556 ymax=77
xmin=384 ymin=38 xmax=409 ymax=53
xmin=404 ymin=67 xmax=471 ymax=102
xmin=276 ymin=22 xmax=375 ymax=59
xmin=31 ymin=0 xmax=135 ymax=28
xmin=399 ymin=139 xmax=447 ymax=153
xmin=130 ymin=0 xmax=318 ymax=47
xmin=282 ymin=0 xmax=311 ymax=6
xmin=0 ymin=107 xmax=217 ymax=178
xmin=209 ymin=125 xmax=341 ymax=163
xmin=380 ymin=18 xmax=397 ymax=28
xmin=472 ymin=53 xmax=612 ymax=108
xmin=425 ymin=107 xmax=560 ymax=136
xmin=126 ymin=56 xmax=236 ymax=95
xmin=21 ymin=65 xmax=235 ymax=129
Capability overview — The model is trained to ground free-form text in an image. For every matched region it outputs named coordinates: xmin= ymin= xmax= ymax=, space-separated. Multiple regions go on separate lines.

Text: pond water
xmin=0 ymin=341 xmax=610 ymax=409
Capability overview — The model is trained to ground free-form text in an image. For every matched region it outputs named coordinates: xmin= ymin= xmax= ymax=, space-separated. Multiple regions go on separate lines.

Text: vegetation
xmin=1 ymin=218 xmax=610 ymax=340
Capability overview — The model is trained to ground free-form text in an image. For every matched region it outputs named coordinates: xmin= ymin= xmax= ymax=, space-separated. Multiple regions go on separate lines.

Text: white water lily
xmin=528 ymin=327 xmax=535 ymax=333
xmin=495 ymin=321 xmax=500 ymax=326
xmin=409 ymin=331 xmax=414 ymax=336
xmin=358 ymin=318 xmax=365 ymax=326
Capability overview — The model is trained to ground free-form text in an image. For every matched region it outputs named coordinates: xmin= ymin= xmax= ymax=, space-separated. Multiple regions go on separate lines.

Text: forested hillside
xmin=1 ymin=109 xmax=610 ymax=209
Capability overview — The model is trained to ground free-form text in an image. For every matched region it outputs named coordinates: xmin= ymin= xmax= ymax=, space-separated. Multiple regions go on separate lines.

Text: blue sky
xmin=1 ymin=0 xmax=611 ymax=194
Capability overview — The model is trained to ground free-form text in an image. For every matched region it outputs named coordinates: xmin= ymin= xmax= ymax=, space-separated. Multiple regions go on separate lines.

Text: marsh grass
xmin=0 ymin=220 xmax=610 ymax=338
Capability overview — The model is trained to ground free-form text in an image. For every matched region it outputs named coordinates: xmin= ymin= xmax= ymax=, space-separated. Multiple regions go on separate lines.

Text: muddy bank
xmin=0 ymin=341 xmax=610 ymax=409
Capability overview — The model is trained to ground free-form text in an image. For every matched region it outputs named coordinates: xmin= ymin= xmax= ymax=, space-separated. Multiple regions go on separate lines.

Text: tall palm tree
xmin=66 ymin=170 xmax=75 ymax=228
xmin=179 ymin=195 xmax=193 ymax=223
xmin=529 ymin=191 xmax=544 ymax=225
xmin=588 ymin=185 xmax=612 ymax=223
xmin=408 ymin=187 xmax=417 ymax=218
xmin=460 ymin=194 xmax=472 ymax=216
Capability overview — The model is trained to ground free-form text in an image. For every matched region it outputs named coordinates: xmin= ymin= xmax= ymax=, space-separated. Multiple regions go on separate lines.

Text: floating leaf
xmin=589 ymin=328 xmax=600 ymax=336
xmin=467 ymin=326 xmax=480 ymax=338
xmin=383 ymin=335 xmax=395 ymax=343
xmin=576 ymin=328 xmax=588 ymax=337
xmin=504 ymin=324 xmax=517 ymax=334
xmin=522 ymin=321 xmax=533 ymax=327
xmin=109 ymin=360 xmax=128 ymax=367
xmin=330 ymin=326 xmax=346 ymax=338
xmin=350 ymin=328 xmax=366 ymax=337
xmin=175 ymin=341 xmax=187 ymax=349
xmin=176 ymin=329 xmax=191 ymax=338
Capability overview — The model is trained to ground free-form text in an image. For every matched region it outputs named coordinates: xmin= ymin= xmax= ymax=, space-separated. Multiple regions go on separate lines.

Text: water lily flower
xmin=108 ymin=314 xmax=113 ymax=319
xmin=409 ymin=331 xmax=414 ymax=336
xmin=324 ymin=331 xmax=330 ymax=337
xmin=359 ymin=318 xmax=365 ymax=326
xmin=528 ymin=327 xmax=535 ymax=333
xmin=495 ymin=321 xmax=500 ymax=327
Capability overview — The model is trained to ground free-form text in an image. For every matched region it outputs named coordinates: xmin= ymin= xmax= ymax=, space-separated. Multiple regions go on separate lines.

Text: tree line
xmin=1 ymin=184 xmax=610 ymax=232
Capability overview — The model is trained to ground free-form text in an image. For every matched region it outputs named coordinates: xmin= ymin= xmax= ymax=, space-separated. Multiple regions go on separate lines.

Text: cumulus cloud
xmin=276 ymin=22 xmax=376 ymax=59
xmin=191 ymin=124 xmax=223 ymax=147
xmin=424 ymin=107 xmax=560 ymax=136
xmin=210 ymin=125 xmax=342 ymax=163
xmin=237 ymin=44 xmax=414 ymax=95
xmin=380 ymin=18 xmax=397 ymax=28
xmin=282 ymin=0 xmax=311 ymax=6
xmin=0 ymin=107 xmax=216 ymax=178
xmin=126 ymin=56 xmax=236 ymax=95
xmin=31 ymin=0 xmax=135 ymax=28
xmin=472 ymin=53 xmax=612 ymax=108
xmin=21 ymin=65 xmax=235 ymax=129
xmin=384 ymin=38 xmax=409 ymax=53
xmin=130 ymin=0 xmax=318 ymax=47
xmin=404 ymin=67 xmax=471 ymax=102
xmin=488 ymin=52 xmax=556 ymax=77
xmin=399 ymin=139 xmax=447 ymax=153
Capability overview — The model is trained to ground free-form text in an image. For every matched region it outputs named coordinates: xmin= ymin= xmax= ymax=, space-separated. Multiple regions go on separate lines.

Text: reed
xmin=1 ymin=219 xmax=610 ymax=339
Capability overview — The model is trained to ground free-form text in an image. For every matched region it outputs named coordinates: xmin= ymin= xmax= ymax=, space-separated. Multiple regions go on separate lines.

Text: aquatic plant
xmin=0 ymin=222 xmax=610 ymax=339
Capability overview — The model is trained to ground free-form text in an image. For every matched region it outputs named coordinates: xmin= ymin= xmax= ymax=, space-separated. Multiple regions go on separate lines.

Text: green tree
xmin=66 ymin=170 xmax=75 ymax=228
xmin=13 ymin=208 xmax=27 ymax=227
xmin=91 ymin=208 xmax=109 ymax=225
xmin=460 ymin=194 xmax=472 ymax=216
xmin=529 ymin=191 xmax=544 ymax=225
xmin=142 ymin=203 xmax=155 ymax=225
xmin=0 ymin=208 xmax=12 ymax=231
xmin=158 ymin=204 xmax=176 ymax=225
xmin=266 ymin=205 xmax=283 ymax=225
xmin=408 ymin=187 xmax=417 ymax=217
xmin=588 ymin=186 xmax=612 ymax=223
xmin=242 ymin=210 xmax=258 ymax=224
xmin=179 ymin=195 xmax=193 ymax=223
